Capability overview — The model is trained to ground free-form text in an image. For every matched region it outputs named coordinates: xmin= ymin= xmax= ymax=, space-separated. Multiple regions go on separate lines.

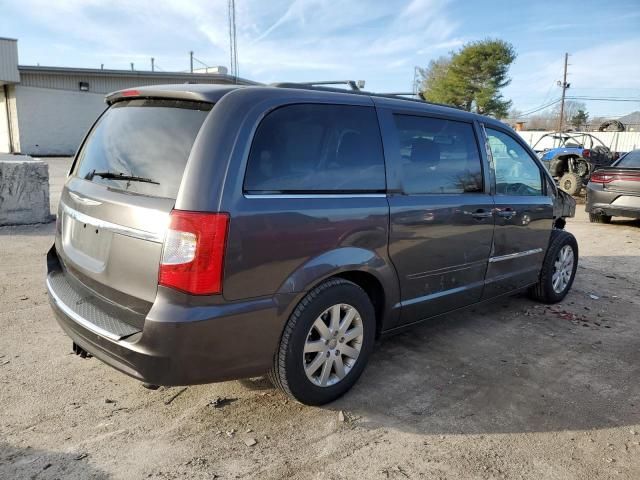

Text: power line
xmin=192 ymin=55 xmax=210 ymax=69
xmin=515 ymin=98 xmax=562 ymax=118
xmin=566 ymin=96 xmax=640 ymax=102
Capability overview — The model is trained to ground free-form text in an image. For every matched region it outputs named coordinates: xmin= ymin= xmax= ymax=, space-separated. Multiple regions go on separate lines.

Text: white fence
xmin=517 ymin=131 xmax=640 ymax=153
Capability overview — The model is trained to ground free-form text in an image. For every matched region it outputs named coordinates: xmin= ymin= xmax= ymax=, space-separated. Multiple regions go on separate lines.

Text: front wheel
xmin=269 ymin=278 xmax=376 ymax=405
xmin=529 ymin=230 xmax=578 ymax=304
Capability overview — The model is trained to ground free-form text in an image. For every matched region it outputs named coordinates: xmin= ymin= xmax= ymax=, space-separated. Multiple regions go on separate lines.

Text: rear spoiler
xmin=105 ymin=85 xmax=243 ymax=105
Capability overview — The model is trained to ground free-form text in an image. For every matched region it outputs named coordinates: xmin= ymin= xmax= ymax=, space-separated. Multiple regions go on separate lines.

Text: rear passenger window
xmin=244 ymin=104 xmax=385 ymax=193
xmin=392 ymin=115 xmax=483 ymax=194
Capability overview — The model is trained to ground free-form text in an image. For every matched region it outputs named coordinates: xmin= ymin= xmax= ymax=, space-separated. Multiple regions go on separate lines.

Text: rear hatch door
xmin=56 ymin=97 xmax=212 ymax=318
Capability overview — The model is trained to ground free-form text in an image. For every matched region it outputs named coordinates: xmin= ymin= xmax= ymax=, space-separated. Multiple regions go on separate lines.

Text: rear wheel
xmin=559 ymin=172 xmax=582 ymax=195
xmin=529 ymin=230 xmax=578 ymax=304
xmin=269 ymin=278 xmax=375 ymax=405
xmin=589 ymin=213 xmax=612 ymax=224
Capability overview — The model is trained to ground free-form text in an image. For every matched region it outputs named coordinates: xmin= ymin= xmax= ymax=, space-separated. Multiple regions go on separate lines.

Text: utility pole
xmin=190 ymin=51 xmax=194 ymax=73
xmin=557 ymin=53 xmax=570 ymax=131
xmin=151 ymin=57 xmax=155 ymax=72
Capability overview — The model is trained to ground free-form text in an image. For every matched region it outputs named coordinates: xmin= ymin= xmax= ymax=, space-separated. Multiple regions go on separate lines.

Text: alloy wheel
xmin=303 ymin=303 xmax=364 ymax=387
xmin=552 ymin=244 xmax=574 ymax=293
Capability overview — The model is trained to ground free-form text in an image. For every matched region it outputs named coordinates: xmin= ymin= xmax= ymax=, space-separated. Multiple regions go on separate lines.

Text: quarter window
xmin=244 ymin=104 xmax=385 ymax=193
xmin=486 ymin=128 xmax=543 ymax=196
xmin=392 ymin=115 xmax=483 ymax=194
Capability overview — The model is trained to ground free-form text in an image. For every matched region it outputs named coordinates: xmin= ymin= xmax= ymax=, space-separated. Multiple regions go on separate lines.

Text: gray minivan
xmin=46 ymin=84 xmax=577 ymax=405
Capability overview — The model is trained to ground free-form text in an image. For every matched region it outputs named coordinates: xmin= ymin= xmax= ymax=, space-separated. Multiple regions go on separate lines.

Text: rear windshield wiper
xmin=86 ymin=170 xmax=160 ymax=185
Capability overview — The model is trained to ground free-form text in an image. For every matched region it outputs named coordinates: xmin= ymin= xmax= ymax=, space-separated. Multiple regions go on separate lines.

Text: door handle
xmin=497 ymin=208 xmax=517 ymax=219
xmin=471 ymin=209 xmax=494 ymax=219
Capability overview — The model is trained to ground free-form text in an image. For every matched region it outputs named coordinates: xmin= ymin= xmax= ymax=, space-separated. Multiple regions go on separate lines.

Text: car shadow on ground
xmin=0 ymin=443 xmax=109 ymax=479
xmin=328 ymin=289 xmax=640 ymax=436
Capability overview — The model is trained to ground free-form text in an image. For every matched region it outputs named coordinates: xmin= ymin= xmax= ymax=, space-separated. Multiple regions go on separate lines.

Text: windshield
xmin=616 ymin=150 xmax=640 ymax=168
xmin=74 ymin=98 xmax=212 ymax=199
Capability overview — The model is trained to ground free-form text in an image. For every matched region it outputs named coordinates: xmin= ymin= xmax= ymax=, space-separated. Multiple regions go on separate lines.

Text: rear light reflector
xmin=582 ymin=149 xmax=590 ymax=158
xmin=159 ymin=210 xmax=229 ymax=295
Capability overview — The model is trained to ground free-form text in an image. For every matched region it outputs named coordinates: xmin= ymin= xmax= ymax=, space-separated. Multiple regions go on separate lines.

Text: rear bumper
xmin=47 ymin=247 xmax=291 ymax=386
xmin=585 ymin=184 xmax=640 ymax=219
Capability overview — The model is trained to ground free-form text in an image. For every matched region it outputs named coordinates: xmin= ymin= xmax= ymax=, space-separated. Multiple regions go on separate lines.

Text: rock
xmin=0 ymin=156 xmax=50 ymax=226
xmin=338 ymin=411 xmax=346 ymax=422
xmin=104 ymin=398 xmax=116 ymax=404
xmin=209 ymin=396 xmax=237 ymax=409
xmin=589 ymin=294 xmax=600 ymax=300
xmin=244 ymin=438 xmax=257 ymax=447
xmin=631 ymin=430 xmax=637 ymax=435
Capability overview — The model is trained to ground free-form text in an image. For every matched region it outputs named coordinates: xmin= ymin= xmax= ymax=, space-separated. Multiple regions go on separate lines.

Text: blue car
xmin=533 ymin=132 xmax=615 ymax=195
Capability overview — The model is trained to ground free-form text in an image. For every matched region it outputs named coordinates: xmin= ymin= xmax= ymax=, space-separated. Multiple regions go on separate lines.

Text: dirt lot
xmin=1 ymin=158 xmax=639 ymax=479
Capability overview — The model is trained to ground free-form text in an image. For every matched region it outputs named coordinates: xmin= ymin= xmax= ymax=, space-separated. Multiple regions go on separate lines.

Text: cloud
xmin=5 ymin=0 xmax=460 ymax=89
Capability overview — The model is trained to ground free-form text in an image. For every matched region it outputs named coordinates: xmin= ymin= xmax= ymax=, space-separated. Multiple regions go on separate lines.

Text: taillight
xmin=590 ymin=172 xmax=614 ymax=184
xmin=590 ymin=172 xmax=640 ymax=184
xmin=121 ymin=89 xmax=140 ymax=97
xmin=159 ymin=210 xmax=229 ymax=295
xmin=582 ymin=149 xmax=590 ymax=158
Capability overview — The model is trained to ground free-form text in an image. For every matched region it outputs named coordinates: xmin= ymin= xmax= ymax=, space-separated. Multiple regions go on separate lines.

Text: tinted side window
xmin=392 ymin=115 xmax=483 ymax=194
xmin=486 ymin=128 xmax=543 ymax=196
xmin=244 ymin=104 xmax=385 ymax=193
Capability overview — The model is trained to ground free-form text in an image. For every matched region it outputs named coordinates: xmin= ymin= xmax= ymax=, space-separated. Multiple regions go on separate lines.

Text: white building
xmin=0 ymin=38 xmax=258 ymax=156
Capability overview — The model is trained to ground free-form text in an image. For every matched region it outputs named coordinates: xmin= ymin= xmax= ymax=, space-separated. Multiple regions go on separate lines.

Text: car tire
xmin=589 ymin=213 xmax=612 ymax=224
xmin=529 ymin=229 xmax=579 ymax=304
xmin=559 ymin=172 xmax=582 ymax=195
xmin=269 ymin=278 xmax=376 ymax=405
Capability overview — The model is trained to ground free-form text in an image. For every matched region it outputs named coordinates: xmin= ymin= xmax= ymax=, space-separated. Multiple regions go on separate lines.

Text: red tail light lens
xmin=582 ymin=149 xmax=590 ymax=158
xmin=591 ymin=172 xmax=640 ymax=184
xmin=159 ymin=211 xmax=229 ymax=295
xmin=121 ymin=89 xmax=140 ymax=97
xmin=590 ymin=172 xmax=614 ymax=184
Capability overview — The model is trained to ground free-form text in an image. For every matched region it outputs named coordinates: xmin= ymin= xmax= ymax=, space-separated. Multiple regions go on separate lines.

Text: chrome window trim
xmin=46 ymin=277 xmax=123 ymax=341
xmin=62 ymin=203 xmax=165 ymax=243
xmin=243 ymin=193 xmax=387 ymax=199
xmin=489 ymin=248 xmax=544 ymax=263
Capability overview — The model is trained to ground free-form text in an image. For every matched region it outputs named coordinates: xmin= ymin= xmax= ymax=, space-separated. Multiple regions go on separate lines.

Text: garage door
xmin=0 ymin=87 xmax=10 ymax=153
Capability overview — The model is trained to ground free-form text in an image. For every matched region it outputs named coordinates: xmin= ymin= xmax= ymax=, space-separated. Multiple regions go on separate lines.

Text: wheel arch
xmin=275 ymin=247 xmax=400 ymax=337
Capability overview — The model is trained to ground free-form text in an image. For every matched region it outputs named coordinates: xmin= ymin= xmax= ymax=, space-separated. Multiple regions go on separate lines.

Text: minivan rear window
xmin=74 ymin=99 xmax=212 ymax=199
xmin=244 ymin=104 xmax=385 ymax=193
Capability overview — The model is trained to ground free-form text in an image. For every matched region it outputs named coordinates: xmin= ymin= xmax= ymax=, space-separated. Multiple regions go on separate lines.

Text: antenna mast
xmin=228 ymin=0 xmax=238 ymax=79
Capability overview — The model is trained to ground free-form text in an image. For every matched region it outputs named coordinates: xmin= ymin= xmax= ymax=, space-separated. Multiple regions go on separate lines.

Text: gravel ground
xmin=0 ymin=158 xmax=639 ymax=479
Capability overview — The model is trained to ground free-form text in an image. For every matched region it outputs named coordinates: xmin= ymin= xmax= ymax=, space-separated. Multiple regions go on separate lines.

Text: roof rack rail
xmin=294 ymin=80 xmax=365 ymax=91
xmin=269 ymin=82 xmax=459 ymax=110
xmin=379 ymin=92 xmax=424 ymax=99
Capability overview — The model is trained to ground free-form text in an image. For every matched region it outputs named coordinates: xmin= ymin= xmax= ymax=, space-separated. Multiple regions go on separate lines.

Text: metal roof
xmin=17 ymin=65 xmax=260 ymax=85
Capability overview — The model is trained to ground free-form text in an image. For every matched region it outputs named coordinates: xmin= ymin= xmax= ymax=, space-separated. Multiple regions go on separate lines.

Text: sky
xmin=2 ymin=0 xmax=639 ymax=118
